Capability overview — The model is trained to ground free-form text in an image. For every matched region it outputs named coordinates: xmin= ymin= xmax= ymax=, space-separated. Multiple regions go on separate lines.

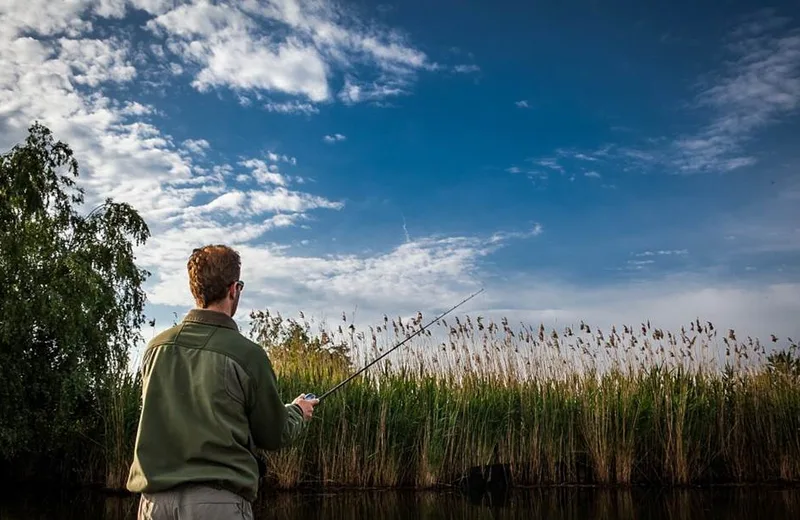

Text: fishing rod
xmin=304 ymin=288 xmax=484 ymax=403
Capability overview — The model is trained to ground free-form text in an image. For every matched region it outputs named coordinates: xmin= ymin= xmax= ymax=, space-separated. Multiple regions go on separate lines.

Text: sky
xmin=1 ymin=0 xmax=799 ymax=359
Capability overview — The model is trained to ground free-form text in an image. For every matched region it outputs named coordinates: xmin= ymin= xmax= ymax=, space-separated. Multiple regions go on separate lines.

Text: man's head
xmin=187 ymin=244 xmax=244 ymax=317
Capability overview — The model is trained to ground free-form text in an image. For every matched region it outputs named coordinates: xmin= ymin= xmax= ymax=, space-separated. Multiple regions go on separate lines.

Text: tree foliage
xmin=249 ymin=309 xmax=353 ymax=377
xmin=0 ymin=122 xmax=150 ymax=460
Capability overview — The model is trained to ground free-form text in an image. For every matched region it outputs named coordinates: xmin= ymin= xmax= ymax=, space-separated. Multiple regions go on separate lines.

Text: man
xmin=127 ymin=244 xmax=318 ymax=519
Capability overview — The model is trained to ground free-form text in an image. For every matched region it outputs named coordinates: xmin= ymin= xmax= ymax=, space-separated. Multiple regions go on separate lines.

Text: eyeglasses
xmin=233 ymin=280 xmax=244 ymax=291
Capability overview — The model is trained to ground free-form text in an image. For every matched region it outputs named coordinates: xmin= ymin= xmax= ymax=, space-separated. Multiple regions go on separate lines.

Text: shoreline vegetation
xmin=8 ymin=310 xmax=800 ymax=496
xmin=2 ymin=124 xmax=800 ymax=502
xmin=29 ymin=311 xmax=800 ymax=495
xmin=254 ymin=312 xmax=800 ymax=491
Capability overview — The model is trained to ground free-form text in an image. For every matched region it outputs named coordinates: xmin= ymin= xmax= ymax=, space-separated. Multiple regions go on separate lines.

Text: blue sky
xmin=1 ymin=0 xmax=799 ymax=356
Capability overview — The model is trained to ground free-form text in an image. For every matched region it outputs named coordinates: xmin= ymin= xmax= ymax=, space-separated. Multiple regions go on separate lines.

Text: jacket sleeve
xmin=281 ymin=403 xmax=306 ymax=446
xmin=248 ymin=352 xmax=307 ymax=451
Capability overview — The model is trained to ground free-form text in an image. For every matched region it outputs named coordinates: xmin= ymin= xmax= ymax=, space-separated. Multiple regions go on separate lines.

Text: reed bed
xmin=250 ymin=309 xmax=800 ymax=489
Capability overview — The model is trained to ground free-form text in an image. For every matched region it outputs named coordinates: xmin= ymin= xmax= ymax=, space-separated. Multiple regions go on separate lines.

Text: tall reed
xmin=250 ymin=310 xmax=800 ymax=489
xmin=100 ymin=367 xmax=142 ymax=490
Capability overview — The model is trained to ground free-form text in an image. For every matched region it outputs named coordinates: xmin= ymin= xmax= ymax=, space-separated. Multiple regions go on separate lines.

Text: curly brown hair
xmin=187 ymin=244 xmax=241 ymax=308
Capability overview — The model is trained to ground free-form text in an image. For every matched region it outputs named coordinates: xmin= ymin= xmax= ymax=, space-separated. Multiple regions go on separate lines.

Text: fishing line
xmin=305 ymin=288 xmax=485 ymax=403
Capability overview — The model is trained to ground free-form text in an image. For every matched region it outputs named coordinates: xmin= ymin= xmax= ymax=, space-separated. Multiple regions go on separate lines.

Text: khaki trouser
xmin=137 ymin=484 xmax=254 ymax=520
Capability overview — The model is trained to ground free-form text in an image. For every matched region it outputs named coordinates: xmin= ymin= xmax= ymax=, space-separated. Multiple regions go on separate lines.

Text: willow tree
xmin=0 ymin=122 xmax=150 ymax=471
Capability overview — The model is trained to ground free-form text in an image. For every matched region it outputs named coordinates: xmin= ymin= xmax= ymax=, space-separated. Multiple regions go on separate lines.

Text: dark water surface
xmin=1 ymin=487 xmax=799 ymax=519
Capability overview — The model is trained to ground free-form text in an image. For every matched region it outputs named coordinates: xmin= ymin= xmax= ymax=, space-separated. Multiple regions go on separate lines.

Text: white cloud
xmin=0 ymin=0 xmax=170 ymax=39
xmin=0 ymin=0 xmax=349 ymax=309
xmin=265 ymin=100 xmax=320 ymax=115
xmin=58 ymin=38 xmax=137 ymax=86
xmin=626 ymin=259 xmax=655 ymax=270
xmin=535 ymin=158 xmax=564 ymax=173
xmin=0 ymin=21 xmax=202 ymax=223
xmin=635 ymin=249 xmax=689 ymax=257
xmin=515 ymin=100 xmax=530 ymax=108
xmin=239 ymin=158 xmax=289 ymax=186
xmin=263 ymin=152 xmax=296 ymax=165
xmin=121 ymin=101 xmax=154 ymax=116
xmin=511 ymin=149 xmax=614 ymax=184
xmin=521 ymin=12 xmax=798 ymax=178
xmin=619 ymin=148 xmax=658 ymax=164
xmin=183 ymin=191 xmax=247 ymax=217
xmin=338 ymin=76 xmax=405 ymax=104
xmin=323 ymin=133 xmax=346 ymax=143
xmin=0 ymin=0 xmax=95 ymax=37
xmin=181 ymin=187 xmax=342 ymax=219
xmin=143 ymin=0 xmax=438 ymax=106
xmin=674 ymin=10 xmax=800 ymax=172
xmin=453 ymin=64 xmax=480 ymax=73
xmin=145 ymin=1 xmax=330 ymax=101
xmin=141 ymin=226 xmax=542 ymax=314
xmin=197 ymin=37 xmax=329 ymax=101
xmin=556 ymin=149 xmax=601 ymax=162
xmin=182 ymin=138 xmax=210 ymax=155
xmin=489 ymin=223 xmax=543 ymax=243
xmin=248 ymin=187 xmax=342 ymax=214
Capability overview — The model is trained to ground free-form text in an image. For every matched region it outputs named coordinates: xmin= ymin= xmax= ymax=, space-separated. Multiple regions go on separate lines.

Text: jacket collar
xmin=183 ymin=308 xmax=239 ymax=331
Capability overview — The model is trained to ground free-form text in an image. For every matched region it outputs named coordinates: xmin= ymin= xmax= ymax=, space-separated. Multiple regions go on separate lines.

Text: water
xmin=1 ymin=487 xmax=799 ymax=519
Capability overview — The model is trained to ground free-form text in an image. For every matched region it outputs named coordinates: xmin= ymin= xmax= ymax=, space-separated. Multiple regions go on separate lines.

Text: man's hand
xmin=292 ymin=394 xmax=319 ymax=421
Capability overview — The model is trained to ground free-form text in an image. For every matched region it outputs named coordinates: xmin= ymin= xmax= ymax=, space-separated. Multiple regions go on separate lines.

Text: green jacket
xmin=126 ymin=309 xmax=305 ymax=502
